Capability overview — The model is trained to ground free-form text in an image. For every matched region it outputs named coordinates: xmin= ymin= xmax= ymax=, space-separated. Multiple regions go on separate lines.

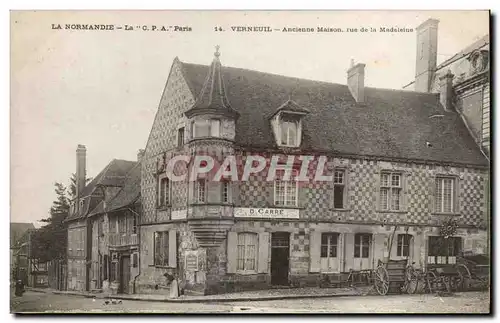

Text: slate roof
xmin=180 ymin=60 xmax=487 ymax=166
xmin=88 ymin=161 xmax=141 ymax=217
xmin=65 ymin=159 xmax=137 ymax=222
xmin=10 ymin=222 xmax=35 ymax=247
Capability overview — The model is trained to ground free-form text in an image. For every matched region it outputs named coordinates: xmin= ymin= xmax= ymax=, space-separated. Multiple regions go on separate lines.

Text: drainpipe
xmin=126 ymin=206 xmax=141 ymax=294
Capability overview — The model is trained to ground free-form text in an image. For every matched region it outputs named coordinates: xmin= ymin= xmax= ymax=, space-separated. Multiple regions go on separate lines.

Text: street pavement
xmin=11 ymin=290 xmax=490 ymax=314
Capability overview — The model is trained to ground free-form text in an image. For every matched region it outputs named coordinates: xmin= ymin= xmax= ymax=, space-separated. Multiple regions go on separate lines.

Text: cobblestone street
xmin=11 ymin=290 xmax=490 ymax=314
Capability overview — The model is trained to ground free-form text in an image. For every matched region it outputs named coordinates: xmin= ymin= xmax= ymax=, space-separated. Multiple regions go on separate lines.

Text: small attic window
xmin=279 ymin=114 xmax=301 ymax=147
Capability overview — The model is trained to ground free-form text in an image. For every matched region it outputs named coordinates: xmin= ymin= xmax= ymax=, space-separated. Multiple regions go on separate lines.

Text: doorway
xmin=271 ymin=232 xmax=290 ymax=286
xmin=119 ymin=256 xmax=131 ymax=294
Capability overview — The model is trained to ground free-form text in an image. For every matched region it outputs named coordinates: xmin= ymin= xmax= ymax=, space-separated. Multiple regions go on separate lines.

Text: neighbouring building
xmin=135 ymin=19 xmax=489 ymax=295
xmin=10 ymin=222 xmax=35 ymax=284
xmin=87 ymin=152 xmax=142 ymax=295
xmin=64 ymin=144 xmax=137 ymax=291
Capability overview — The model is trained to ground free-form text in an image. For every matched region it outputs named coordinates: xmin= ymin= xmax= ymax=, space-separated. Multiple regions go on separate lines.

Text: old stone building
xmin=136 ymin=19 xmax=489 ymax=295
xmin=65 ymin=145 xmax=137 ymax=291
xmin=404 ymin=19 xmax=490 ymax=157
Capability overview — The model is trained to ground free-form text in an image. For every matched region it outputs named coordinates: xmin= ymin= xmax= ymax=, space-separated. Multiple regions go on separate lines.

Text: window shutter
xmin=390 ymin=233 xmax=398 ymax=259
xmin=309 ymin=231 xmax=321 ymax=273
xmin=375 ymin=171 xmax=381 ymax=211
xmin=168 ymin=230 xmax=177 ymax=268
xmin=430 ymin=177 xmax=436 ymax=213
xmin=227 ymin=232 xmax=238 ymax=273
xmin=344 ymin=233 xmax=355 ymax=271
xmin=257 ymin=232 xmax=270 ymax=273
xmin=373 ymin=233 xmax=386 ymax=264
xmin=402 ymin=174 xmax=409 ymax=212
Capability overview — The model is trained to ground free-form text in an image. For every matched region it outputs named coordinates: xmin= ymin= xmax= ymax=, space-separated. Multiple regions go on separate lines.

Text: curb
xmin=26 ymin=287 xmax=363 ymax=303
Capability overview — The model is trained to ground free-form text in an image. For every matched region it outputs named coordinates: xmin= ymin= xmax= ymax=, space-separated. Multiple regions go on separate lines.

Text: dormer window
xmin=270 ymin=100 xmax=309 ymax=148
xmin=280 ymin=117 xmax=298 ymax=147
xmin=192 ymin=119 xmax=221 ymax=139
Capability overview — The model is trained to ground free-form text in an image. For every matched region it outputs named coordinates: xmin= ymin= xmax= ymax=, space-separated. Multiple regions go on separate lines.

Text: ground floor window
xmin=397 ymin=234 xmax=413 ymax=257
xmin=428 ymin=236 xmax=462 ymax=265
xmin=321 ymin=233 xmax=339 ymax=272
xmin=237 ymin=233 xmax=257 ymax=272
xmin=354 ymin=233 xmax=371 ymax=258
xmin=154 ymin=231 xmax=169 ymax=266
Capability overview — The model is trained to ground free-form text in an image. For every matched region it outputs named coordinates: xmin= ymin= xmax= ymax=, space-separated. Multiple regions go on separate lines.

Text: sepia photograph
xmin=9 ymin=10 xmax=491 ymax=314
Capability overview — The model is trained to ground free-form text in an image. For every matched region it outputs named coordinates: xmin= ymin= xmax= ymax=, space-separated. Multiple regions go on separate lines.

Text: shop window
xmin=237 ymin=233 xmax=257 ymax=272
xmin=154 ymin=231 xmax=169 ymax=267
xmin=428 ymin=236 xmax=462 ymax=265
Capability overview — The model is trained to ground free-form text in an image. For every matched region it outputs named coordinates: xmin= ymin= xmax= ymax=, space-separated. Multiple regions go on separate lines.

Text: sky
xmin=10 ymin=10 xmax=489 ymax=226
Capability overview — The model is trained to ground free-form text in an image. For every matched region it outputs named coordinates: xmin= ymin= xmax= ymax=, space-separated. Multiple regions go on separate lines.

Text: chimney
xmin=439 ymin=69 xmax=454 ymax=111
xmin=347 ymin=61 xmax=365 ymax=103
xmin=137 ymin=149 xmax=145 ymax=162
xmin=76 ymin=144 xmax=86 ymax=200
xmin=415 ymin=18 xmax=439 ymax=92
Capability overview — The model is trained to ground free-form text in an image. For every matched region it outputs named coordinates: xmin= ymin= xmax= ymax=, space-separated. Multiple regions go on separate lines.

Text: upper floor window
xmin=195 ymin=179 xmax=206 ymax=203
xmin=333 ymin=170 xmax=346 ymax=209
xmin=192 ymin=119 xmax=220 ymax=139
xmin=435 ymin=177 xmax=455 ymax=213
xmin=274 ymin=172 xmax=298 ymax=207
xmin=221 ymin=180 xmax=230 ymax=203
xmin=158 ymin=177 xmax=171 ymax=207
xmin=380 ymin=172 xmax=402 ymax=211
xmin=177 ymin=127 xmax=185 ymax=147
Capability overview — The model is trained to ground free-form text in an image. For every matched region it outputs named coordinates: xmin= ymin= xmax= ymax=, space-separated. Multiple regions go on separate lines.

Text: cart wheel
xmin=456 ymin=264 xmax=472 ymax=291
xmin=425 ymin=271 xmax=439 ymax=294
xmin=405 ymin=266 xmax=419 ymax=294
xmin=374 ymin=266 xmax=389 ymax=295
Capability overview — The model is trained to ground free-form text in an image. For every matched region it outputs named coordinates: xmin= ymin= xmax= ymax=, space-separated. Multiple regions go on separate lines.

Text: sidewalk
xmin=26 ymin=286 xmax=372 ymax=303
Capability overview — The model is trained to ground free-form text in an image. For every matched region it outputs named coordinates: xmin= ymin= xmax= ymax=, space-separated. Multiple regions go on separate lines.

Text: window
xmin=237 ymin=233 xmax=257 ymax=272
xmin=154 ymin=231 xmax=169 ymax=267
xmin=177 ymin=127 xmax=185 ymax=147
xmin=192 ymin=119 xmax=220 ymax=138
xmin=321 ymin=233 xmax=339 ymax=258
xmin=354 ymin=233 xmax=371 ymax=258
xmin=428 ymin=236 xmax=462 ymax=265
xmin=380 ymin=172 xmax=402 ymax=211
xmin=435 ymin=177 xmax=455 ymax=213
xmin=397 ymin=234 xmax=412 ymax=257
xmin=280 ymin=120 xmax=298 ymax=146
xmin=333 ymin=170 xmax=346 ymax=209
xmin=132 ymin=216 xmax=137 ymax=234
xmin=222 ymin=181 xmax=230 ymax=203
xmin=274 ymin=170 xmax=298 ymax=207
xmin=195 ymin=179 xmax=206 ymax=203
xmin=98 ymin=218 xmax=104 ymax=237
xmin=158 ymin=177 xmax=171 ymax=207
xmin=103 ymin=255 xmax=109 ymax=280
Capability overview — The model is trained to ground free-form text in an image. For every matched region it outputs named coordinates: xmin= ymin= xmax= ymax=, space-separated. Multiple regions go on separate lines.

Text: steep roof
xmin=180 ymin=60 xmax=487 ymax=166
xmin=10 ymin=222 xmax=35 ymax=247
xmin=65 ymin=159 xmax=137 ymax=222
xmin=88 ymin=162 xmax=141 ymax=217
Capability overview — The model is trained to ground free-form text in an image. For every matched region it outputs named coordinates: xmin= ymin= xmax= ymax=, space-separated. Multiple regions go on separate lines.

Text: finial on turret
xmin=215 ymin=45 xmax=220 ymax=58
xmin=350 ymin=58 xmax=355 ymax=68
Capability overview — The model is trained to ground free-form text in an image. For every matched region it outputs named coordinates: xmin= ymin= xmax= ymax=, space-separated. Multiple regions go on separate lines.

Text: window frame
xmin=195 ymin=179 xmax=207 ymax=203
xmin=177 ymin=127 xmax=185 ymax=148
xmin=333 ymin=169 xmax=347 ymax=209
xmin=273 ymin=169 xmax=299 ymax=207
xmin=192 ymin=119 xmax=221 ymax=139
xmin=434 ymin=176 xmax=456 ymax=214
xmin=397 ymin=234 xmax=412 ymax=257
xmin=379 ymin=172 xmax=403 ymax=211
xmin=236 ymin=232 xmax=258 ymax=274
xmin=154 ymin=231 xmax=169 ymax=267
xmin=354 ymin=233 xmax=371 ymax=259
xmin=157 ymin=176 xmax=172 ymax=208
xmin=427 ymin=236 xmax=462 ymax=265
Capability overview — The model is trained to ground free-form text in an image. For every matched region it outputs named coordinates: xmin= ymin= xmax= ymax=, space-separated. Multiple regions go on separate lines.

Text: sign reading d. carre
xmin=233 ymin=207 xmax=299 ymax=219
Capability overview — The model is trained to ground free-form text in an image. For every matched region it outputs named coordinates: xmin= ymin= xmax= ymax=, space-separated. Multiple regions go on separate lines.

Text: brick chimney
xmin=415 ymin=18 xmax=439 ymax=92
xmin=76 ymin=144 xmax=86 ymax=200
xmin=347 ymin=60 xmax=365 ymax=103
xmin=137 ymin=149 xmax=145 ymax=162
xmin=439 ymin=69 xmax=454 ymax=111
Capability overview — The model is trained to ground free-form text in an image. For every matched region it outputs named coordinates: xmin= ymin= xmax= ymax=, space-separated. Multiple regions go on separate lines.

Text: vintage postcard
xmin=10 ymin=10 xmax=490 ymax=314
